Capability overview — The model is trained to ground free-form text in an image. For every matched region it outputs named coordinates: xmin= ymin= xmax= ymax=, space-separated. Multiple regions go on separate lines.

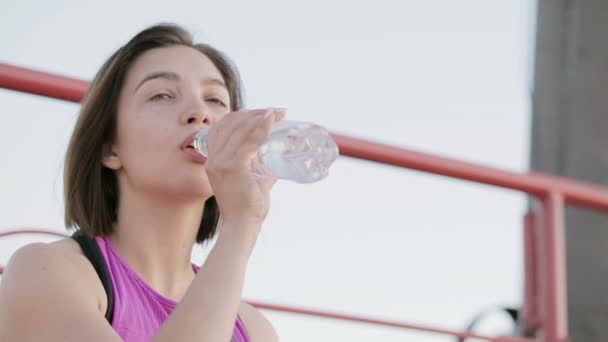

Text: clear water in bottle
xmin=194 ymin=120 xmax=339 ymax=183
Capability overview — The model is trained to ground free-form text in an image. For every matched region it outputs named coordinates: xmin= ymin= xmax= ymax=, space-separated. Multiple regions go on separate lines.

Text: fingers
xmin=229 ymin=109 xmax=279 ymax=163
xmin=271 ymin=109 xmax=286 ymax=123
xmin=221 ymin=108 xmax=285 ymax=159
xmin=206 ymin=107 xmax=286 ymax=171
xmin=241 ymin=108 xmax=286 ymax=159
xmin=259 ymin=172 xmax=278 ymax=190
xmin=206 ymin=108 xmax=267 ymax=158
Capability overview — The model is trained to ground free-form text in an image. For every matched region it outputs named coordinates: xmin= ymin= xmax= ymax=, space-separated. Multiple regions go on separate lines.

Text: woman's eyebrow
xmin=202 ymin=77 xmax=227 ymax=90
xmin=134 ymin=72 xmax=227 ymax=93
xmin=135 ymin=71 xmax=180 ymax=92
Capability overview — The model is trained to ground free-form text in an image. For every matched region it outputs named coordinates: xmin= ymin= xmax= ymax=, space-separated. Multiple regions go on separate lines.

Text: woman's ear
xmin=102 ymin=143 xmax=122 ymax=170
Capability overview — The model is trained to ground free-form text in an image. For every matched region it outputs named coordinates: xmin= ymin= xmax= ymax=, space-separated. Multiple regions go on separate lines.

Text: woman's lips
xmin=180 ymin=130 xmax=206 ymax=164
xmin=181 ymin=131 xmax=200 ymax=150
xmin=182 ymin=146 xmax=207 ymax=164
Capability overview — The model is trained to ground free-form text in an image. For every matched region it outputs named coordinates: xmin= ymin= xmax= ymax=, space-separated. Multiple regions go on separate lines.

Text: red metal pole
xmin=520 ymin=211 xmax=540 ymax=335
xmin=0 ymin=228 xmax=529 ymax=340
xmin=2 ymin=63 xmax=608 ymax=211
xmin=537 ymin=192 xmax=569 ymax=342
xmin=0 ymin=231 xmax=531 ymax=342
xmin=0 ymin=229 xmax=69 ymax=239
xmin=248 ymin=301 xmax=535 ymax=342
xmin=0 ymin=63 xmax=87 ymax=102
xmin=333 ymin=133 xmax=608 ymax=212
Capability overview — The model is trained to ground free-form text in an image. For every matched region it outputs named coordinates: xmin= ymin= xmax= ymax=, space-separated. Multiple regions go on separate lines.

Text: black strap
xmin=71 ymin=231 xmax=114 ymax=324
xmin=456 ymin=307 xmax=519 ymax=342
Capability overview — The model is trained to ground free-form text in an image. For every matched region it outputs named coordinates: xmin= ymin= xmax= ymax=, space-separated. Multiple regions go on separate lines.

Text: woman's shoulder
xmin=0 ymin=239 xmax=122 ymax=341
xmin=7 ymin=238 xmax=95 ymax=277
xmin=0 ymin=238 xmax=107 ymax=316
xmin=4 ymin=238 xmax=84 ymax=277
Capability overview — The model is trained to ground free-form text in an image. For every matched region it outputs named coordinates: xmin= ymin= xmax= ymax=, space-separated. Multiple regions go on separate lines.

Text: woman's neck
xmin=110 ymin=188 xmax=207 ymax=301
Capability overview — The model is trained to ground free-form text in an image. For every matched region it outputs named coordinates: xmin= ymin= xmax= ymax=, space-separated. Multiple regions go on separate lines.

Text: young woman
xmin=0 ymin=23 xmax=284 ymax=342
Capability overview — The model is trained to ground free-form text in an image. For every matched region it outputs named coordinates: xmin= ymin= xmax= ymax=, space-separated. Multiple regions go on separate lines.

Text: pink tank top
xmin=95 ymin=236 xmax=250 ymax=342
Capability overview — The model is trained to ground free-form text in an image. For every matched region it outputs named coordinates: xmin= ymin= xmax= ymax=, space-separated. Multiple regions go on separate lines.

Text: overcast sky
xmin=1 ymin=1 xmax=535 ymax=340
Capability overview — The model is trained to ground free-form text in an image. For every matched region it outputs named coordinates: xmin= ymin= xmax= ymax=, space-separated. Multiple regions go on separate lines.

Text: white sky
xmin=0 ymin=0 xmax=535 ymax=340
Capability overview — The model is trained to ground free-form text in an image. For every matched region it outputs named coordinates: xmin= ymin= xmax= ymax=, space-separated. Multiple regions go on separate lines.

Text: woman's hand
xmin=204 ymin=108 xmax=285 ymax=235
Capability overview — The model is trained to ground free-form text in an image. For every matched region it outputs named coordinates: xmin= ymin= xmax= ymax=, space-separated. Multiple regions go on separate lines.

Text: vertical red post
xmin=537 ymin=192 xmax=569 ymax=342
xmin=520 ymin=211 xmax=540 ymax=335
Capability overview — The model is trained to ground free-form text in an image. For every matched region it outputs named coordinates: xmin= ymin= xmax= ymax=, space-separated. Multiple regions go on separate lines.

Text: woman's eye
xmin=206 ymin=98 xmax=227 ymax=107
xmin=149 ymin=93 xmax=173 ymax=101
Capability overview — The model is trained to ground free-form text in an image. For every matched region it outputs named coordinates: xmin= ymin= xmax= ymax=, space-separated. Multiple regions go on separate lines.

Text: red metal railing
xmin=0 ymin=233 xmax=532 ymax=342
xmin=5 ymin=62 xmax=608 ymax=341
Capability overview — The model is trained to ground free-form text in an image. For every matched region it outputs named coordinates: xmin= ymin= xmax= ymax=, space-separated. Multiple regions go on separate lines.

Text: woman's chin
xmin=179 ymin=181 xmax=211 ymax=196
xmin=140 ymin=171 xmax=213 ymax=201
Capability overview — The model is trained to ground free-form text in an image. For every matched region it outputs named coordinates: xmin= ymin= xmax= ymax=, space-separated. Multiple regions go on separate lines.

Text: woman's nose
xmin=181 ymin=103 xmax=213 ymax=127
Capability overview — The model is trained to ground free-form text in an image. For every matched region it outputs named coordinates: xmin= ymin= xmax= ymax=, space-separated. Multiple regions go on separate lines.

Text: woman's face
xmin=106 ymin=45 xmax=231 ymax=201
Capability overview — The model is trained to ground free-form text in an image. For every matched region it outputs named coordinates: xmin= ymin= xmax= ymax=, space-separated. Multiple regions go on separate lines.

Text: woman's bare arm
xmin=152 ymin=222 xmax=260 ymax=342
xmin=239 ymin=302 xmax=279 ymax=342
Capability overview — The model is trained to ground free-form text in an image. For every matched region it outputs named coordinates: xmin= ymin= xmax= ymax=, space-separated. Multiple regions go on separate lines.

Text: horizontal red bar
xmin=3 ymin=63 xmax=608 ymax=212
xmin=0 ymin=63 xmax=88 ymax=102
xmin=248 ymin=300 xmax=535 ymax=342
xmin=332 ymin=133 xmax=608 ymax=211
xmin=0 ymin=228 xmax=70 ymax=239
xmin=0 ymin=228 xmax=530 ymax=341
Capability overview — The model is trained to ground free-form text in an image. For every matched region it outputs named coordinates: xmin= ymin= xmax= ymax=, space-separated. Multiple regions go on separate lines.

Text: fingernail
xmin=263 ymin=109 xmax=275 ymax=119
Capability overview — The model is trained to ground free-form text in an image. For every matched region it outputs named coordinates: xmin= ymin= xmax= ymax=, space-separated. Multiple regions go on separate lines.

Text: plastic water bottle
xmin=194 ymin=120 xmax=339 ymax=183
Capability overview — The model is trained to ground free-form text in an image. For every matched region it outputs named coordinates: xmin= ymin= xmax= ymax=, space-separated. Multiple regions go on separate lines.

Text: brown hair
xmin=64 ymin=23 xmax=243 ymax=243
